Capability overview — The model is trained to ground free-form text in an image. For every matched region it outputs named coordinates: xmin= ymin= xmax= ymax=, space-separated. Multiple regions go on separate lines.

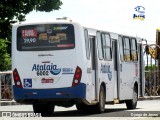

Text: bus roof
xmin=12 ymin=18 xmax=145 ymax=43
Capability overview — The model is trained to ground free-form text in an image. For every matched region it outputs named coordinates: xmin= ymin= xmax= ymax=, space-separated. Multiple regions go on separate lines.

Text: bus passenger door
xmin=90 ymin=36 xmax=98 ymax=101
xmin=112 ymin=40 xmax=119 ymax=99
xmin=118 ymin=36 xmax=132 ymax=100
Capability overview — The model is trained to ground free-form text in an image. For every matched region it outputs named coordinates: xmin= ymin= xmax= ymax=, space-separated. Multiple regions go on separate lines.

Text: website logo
xmin=133 ymin=6 xmax=145 ymax=21
xmin=1 ymin=111 xmax=41 ymax=117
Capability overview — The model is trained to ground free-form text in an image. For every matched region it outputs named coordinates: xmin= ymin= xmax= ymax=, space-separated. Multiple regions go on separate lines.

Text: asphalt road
xmin=0 ymin=100 xmax=160 ymax=120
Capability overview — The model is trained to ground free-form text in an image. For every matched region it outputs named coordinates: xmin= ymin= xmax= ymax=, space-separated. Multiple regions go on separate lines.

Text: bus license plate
xmin=41 ymin=78 xmax=54 ymax=83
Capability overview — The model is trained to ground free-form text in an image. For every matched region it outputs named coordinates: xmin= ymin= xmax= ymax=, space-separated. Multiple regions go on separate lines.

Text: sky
xmin=25 ymin=0 xmax=160 ymax=43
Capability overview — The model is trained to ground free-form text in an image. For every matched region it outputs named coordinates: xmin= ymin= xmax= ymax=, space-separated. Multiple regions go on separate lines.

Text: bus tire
xmin=33 ymin=103 xmax=55 ymax=117
xmin=95 ymin=86 xmax=106 ymax=113
xmin=125 ymin=86 xmax=138 ymax=109
xmin=76 ymin=103 xmax=88 ymax=111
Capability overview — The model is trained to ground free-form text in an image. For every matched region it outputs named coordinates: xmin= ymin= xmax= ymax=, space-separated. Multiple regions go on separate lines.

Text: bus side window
xmin=118 ymin=36 xmax=124 ymax=61
xmin=131 ymin=38 xmax=138 ymax=61
xmin=101 ymin=33 xmax=112 ymax=60
xmin=84 ymin=29 xmax=90 ymax=59
xmin=123 ymin=37 xmax=131 ymax=62
xmin=97 ymin=32 xmax=103 ymax=60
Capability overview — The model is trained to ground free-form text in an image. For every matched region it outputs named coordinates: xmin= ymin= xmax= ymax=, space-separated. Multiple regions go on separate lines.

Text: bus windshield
xmin=17 ymin=24 xmax=75 ymax=51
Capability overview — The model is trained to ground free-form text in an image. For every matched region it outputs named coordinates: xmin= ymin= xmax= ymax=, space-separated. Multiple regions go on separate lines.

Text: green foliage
xmin=0 ymin=39 xmax=11 ymax=71
xmin=0 ymin=0 xmax=62 ymax=39
xmin=0 ymin=0 xmax=62 ymax=70
xmin=145 ymin=65 xmax=157 ymax=71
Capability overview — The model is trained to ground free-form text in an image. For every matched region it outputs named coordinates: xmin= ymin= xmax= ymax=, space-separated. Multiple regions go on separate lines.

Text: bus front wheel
xmin=125 ymin=86 xmax=138 ymax=109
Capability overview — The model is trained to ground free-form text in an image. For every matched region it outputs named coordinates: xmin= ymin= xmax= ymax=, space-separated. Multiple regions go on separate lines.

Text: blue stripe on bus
xmin=13 ymin=83 xmax=86 ymax=100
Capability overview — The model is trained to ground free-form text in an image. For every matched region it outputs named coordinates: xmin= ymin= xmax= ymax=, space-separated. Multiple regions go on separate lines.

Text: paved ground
xmin=0 ymin=99 xmax=160 ymax=120
xmin=0 ymin=96 xmax=160 ymax=120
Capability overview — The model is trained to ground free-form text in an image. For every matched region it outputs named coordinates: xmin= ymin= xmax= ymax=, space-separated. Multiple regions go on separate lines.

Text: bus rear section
xmin=12 ymin=23 xmax=87 ymax=109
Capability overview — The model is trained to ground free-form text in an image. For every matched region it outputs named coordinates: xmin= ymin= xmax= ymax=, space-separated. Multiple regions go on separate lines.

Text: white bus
xmin=12 ymin=18 xmax=144 ymax=116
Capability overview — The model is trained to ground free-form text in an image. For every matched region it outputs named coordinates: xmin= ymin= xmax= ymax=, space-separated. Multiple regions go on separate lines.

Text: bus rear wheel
xmin=33 ymin=103 xmax=55 ymax=117
xmin=76 ymin=103 xmax=88 ymax=111
xmin=76 ymin=86 xmax=106 ymax=113
xmin=125 ymin=86 xmax=138 ymax=109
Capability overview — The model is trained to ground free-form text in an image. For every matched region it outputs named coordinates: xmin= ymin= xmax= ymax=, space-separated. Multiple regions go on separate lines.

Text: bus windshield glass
xmin=17 ymin=24 xmax=75 ymax=51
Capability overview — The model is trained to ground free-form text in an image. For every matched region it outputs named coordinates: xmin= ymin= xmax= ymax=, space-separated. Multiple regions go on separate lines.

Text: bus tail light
xmin=72 ymin=66 xmax=82 ymax=87
xmin=13 ymin=68 xmax=23 ymax=88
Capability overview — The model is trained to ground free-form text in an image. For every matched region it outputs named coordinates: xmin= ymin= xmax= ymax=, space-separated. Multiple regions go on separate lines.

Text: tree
xmin=0 ymin=0 xmax=62 ymax=70
xmin=0 ymin=39 xmax=11 ymax=71
xmin=0 ymin=0 xmax=62 ymax=39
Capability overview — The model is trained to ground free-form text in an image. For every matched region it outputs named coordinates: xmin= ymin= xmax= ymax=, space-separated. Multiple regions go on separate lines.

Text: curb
xmin=139 ymin=96 xmax=160 ymax=101
xmin=0 ymin=101 xmax=19 ymax=106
